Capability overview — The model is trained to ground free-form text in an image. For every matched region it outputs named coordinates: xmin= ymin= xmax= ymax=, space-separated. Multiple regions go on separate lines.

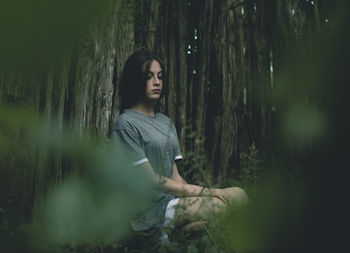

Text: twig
xmin=203 ymin=224 xmax=218 ymax=248
xmin=98 ymin=240 xmax=104 ymax=253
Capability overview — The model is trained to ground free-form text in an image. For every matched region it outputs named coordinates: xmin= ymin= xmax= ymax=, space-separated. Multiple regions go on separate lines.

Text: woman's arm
xmin=140 ymin=162 xmax=218 ymax=198
xmin=171 ymin=162 xmax=187 ymax=184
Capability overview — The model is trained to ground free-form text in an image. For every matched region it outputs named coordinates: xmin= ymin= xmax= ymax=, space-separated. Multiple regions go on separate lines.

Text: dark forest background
xmin=1 ymin=0 xmax=349 ymax=252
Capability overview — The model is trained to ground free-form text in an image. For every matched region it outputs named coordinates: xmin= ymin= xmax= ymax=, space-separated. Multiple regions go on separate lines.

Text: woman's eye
xmin=158 ymin=75 xmax=163 ymax=80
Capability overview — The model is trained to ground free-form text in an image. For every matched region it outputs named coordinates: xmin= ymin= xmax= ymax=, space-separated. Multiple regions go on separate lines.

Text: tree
xmin=0 ymin=0 xmax=339 ymax=250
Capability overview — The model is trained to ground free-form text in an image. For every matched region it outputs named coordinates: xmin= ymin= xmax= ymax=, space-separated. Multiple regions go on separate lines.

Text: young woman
xmin=112 ymin=49 xmax=248 ymax=242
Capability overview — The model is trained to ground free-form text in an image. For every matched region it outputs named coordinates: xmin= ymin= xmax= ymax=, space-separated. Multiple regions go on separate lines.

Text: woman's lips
xmin=152 ymin=89 xmax=161 ymax=93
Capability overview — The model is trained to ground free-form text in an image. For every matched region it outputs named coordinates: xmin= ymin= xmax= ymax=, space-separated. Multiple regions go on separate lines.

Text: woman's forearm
xmin=141 ymin=162 xmax=219 ymax=197
xmin=171 ymin=163 xmax=187 ymax=184
xmin=158 ymin=175 xmax=203 ymax=197
xmin=156 ymin=173 xmax=221 ymax=198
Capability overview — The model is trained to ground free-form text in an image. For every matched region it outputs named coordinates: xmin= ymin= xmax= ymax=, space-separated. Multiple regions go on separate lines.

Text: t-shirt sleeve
xmin=112 ymin=123 xmax=149 ymax=166
xmin=171 ymin=122 xmax=183 ymax=161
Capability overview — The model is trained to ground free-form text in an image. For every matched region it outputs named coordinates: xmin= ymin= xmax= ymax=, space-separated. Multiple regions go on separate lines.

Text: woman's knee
xmin=226 ymin=187 xmax=249 ymax=207
xmin=174 ymin=197 xmax=224 ymax=224
xmin=197 ymin=197 xmax=227 ymax=220
xmin=210 ymin=196 xmax=226 ymax=209
xmin=232 ymin=186 xmax=247 ymax=197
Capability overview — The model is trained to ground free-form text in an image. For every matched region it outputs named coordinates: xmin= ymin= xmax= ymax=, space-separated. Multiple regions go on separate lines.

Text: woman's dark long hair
xmin=118 ymin=49 xmax=165 ymax=114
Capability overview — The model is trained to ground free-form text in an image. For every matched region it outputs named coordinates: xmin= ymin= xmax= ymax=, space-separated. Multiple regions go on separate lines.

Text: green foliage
xmin=0 ymin=0 xmax=109 ymax=72
xmin=181 ymin=126 xmax=215 ymax=187
xmin=239 ymin=142 xmax=263 ymax=187
xmin=0 ymin=103 xmax=154 ymax=252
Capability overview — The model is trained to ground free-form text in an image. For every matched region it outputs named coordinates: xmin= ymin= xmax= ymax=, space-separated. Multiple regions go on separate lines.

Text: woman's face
xmin=144 ymin=60 xmax=163 ymax=101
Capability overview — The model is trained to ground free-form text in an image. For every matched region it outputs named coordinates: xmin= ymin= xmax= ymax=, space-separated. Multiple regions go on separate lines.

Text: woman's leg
xmin=173 ymin=187 xmax=249 ymax=229
xmin=174 ymin=196 xmax=225 ymax=228
xmin=220 ymin=187 xmax=250 ymax=207
xmin=169 ymin=220 xmax=208 ymax=241
xmin=168 ymin=197 xmax=219 ymax=241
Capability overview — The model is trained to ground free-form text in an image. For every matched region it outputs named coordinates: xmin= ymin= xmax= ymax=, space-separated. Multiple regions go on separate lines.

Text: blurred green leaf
xmin=0 ymin=0 xmax=108 ymax=71
xmin=283 ymin=102 xmax=328 ymax=143
xmin=0 ymin=103 xmax=153 ymax=249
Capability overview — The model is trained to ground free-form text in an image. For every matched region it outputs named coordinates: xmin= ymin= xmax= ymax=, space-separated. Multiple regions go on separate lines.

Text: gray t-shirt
xmin=111 ymin=109 xmax=183 ymax=231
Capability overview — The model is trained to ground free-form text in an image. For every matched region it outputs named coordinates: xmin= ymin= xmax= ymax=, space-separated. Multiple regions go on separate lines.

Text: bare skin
xmin=138 ymin=153 xmax=249 ymax=235
xmin=130 ymin=59 xmax=249 ymax=235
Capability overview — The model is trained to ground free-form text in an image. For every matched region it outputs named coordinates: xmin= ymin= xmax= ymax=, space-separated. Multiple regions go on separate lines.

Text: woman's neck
xmin=130 ymin=101 xmax=156 ymax=116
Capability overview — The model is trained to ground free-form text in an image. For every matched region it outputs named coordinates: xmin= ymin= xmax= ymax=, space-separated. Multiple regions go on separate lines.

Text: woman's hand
xmin=200 ymin=188 xmax=233 ymax=204
xmin=210 ymin=188 xmax=227 ymax=204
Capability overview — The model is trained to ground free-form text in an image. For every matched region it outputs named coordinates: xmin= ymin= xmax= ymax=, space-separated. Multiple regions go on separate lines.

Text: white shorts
xmin=161 ymin=198 xmax=180 ymax=243
xmin=164 ymin=198 xmax=180 ymax=228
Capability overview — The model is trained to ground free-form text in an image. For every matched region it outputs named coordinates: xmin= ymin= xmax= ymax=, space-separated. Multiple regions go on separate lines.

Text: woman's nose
xmin=153 ymin=76 xmax=160 ymax=85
